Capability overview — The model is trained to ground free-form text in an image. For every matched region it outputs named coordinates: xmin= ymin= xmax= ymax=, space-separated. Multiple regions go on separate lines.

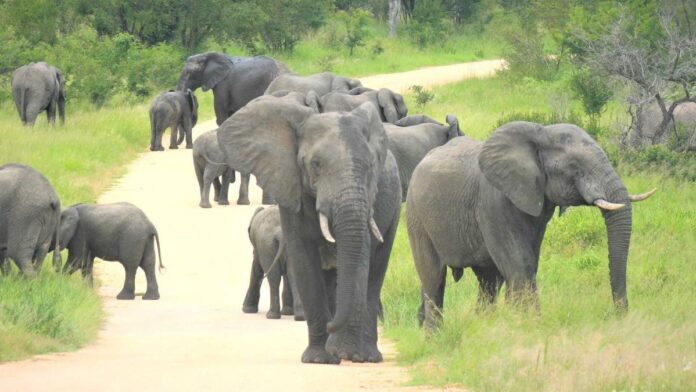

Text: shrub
xmin=410 ymin=85 xmax=435 ymax=109
xmin=404 ymin=0 xmax=451 ymax=48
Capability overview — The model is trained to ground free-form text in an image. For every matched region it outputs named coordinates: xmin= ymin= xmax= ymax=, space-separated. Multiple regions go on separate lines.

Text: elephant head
xmin=331 ymin=76 xmax=363 ymax=93
xmin=478 ymin=121 xmax=655 ymax=311
xmin=177 ymin=52 xmax=233 ymax=92
xmin=218 ymin=95 xmax=388 ymax=332
xmin=376 ymin=88 xmax=408 ymax=123
xmin=186 ymin=89 xmax=199 ymax=126
xmin=56 ymin=206 xmax=82 ymax=274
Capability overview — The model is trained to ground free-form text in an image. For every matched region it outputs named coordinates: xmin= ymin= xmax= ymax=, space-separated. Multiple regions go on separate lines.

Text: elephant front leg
xmin=199 ymin=167 xmax=218 ymax=208
xmin=217 ymin=171 xmax=232 ymax=205
xmin=81 ymin=254 xmax=95 ymax=288
xmin=236 ymin=173 xmax=251 ymax=205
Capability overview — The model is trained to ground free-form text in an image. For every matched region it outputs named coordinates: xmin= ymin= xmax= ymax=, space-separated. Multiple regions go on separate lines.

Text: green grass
xmin=382 ymin=76 xmax=696 ymax=390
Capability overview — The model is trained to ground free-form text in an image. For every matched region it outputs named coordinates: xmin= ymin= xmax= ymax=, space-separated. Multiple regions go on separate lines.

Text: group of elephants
xmin=4 ymin=53 xmax=657 ymax=366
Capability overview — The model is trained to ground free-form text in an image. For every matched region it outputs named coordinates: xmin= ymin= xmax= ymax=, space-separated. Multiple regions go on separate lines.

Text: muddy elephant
xmin=218 ymin=93 xmax=401 ymax=364
xmin=243 ymin=206 xmax=304 ymax=320
xmin=0 ymin=164 xmax=62 ymax=276
xmin=11 ymin=62 xmax=66 ymax=126
xmin=56 ymin=203 xmax=164 ymax=300
xmin=407 ymin=121 xmax=656 ymax=331
xmin=149 ymin=89 xmax=198 ymax=151
xmin=264 ymin=72 xmax=363 ymax=96
xmin=177 ymin=52 xmax=289 ymax=125
xmin=192 ymin=129 xmax=252 ymax=207
xmin=318 ymin=88 xmax=408 ymax=124
xmin=386 ymin=114 xmax=462 ymax=201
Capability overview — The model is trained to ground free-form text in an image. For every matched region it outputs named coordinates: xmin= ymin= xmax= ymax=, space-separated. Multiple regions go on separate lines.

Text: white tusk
xmin=370 ymin=218 xmax=384 ymax=243
xmin=594 ymin=199 xmax=626 ymax=211
xmin=319 ymin=213 xmax=335 ymax=243
xmin=629 ymin=188 xmax=657 ymax=202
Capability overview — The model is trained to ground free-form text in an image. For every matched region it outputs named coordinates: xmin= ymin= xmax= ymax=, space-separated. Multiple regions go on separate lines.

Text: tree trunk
xmin=388 ymin=0 xmax=401 ymax=37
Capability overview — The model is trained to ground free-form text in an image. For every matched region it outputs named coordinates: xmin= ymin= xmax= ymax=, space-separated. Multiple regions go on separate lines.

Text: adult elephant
xmin=0 ymin=164 xmax=62 ymax=276
xmin=318 ymin=88 xmax=408 ymax=124
xmin=385 ymin=114 xmax=462 ymax=201
xmin=407 ymin=121 xmax=656 ymax=331
xmin=218 ymin=93 xmax=401 ymax=364
xmin=11 ymin=62 xmax=66 ymax=126
xmin=264 ymin=72 xmax=363 ymax=96
xmin=177 ymin=52 xmax=289 ymax=125
xmin=634 ymin=100 xmax=696 ymax=149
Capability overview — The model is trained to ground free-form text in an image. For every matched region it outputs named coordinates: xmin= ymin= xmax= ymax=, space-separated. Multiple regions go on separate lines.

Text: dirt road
xmin=0 ymin=60 xmax=503 ymax=391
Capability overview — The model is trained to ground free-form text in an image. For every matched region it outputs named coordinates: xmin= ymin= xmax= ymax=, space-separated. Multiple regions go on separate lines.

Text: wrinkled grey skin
xmin=11 ymin=62 xmax=66 ymax=126
xmin=317 ymin=88 xmax=408 ymax=124
xmin=0 ymin=164 xmax=62 ymax=276
xmin=385 ymin=114 xmax=462 ymax=201
xmin=193 ymin=129 xmax=251 ymax=207
xmin=149 ymin=89 xmax=198 ymax=151
xmin=407 ymin=121 xmax=643 ymax=331
xmin=243 ymin=206 xmax=305 ymax=320
xmin=634 ymin=101 xmax=696 ymax=149
xmin=177 ymin=52 xmax=289 ymax=126
xmin=265 ymin=72 xmax=363 ymax=97
xmin=56 ymin=203 xmax=163 ymax=300
xmin=218 ymin=93 xmax=401 ymax=364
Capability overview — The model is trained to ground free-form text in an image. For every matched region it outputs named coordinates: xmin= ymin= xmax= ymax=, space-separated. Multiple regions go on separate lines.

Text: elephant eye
xmin=310 ymin=159 xmax=320 ymax=171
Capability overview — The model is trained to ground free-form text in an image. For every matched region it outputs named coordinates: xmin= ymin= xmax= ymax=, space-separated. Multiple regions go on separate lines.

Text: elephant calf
xmin=243 ymin=206 xmax=304 ymax=320
xmin=56 ymin=202 xmax=164 ymax=300
xmin=385 ymin=114 xmax=462 ymax=201
xmin=149 ymin=89 xmax=198 ymax=151
xmin=318 ymin=88 xmax=408 ymax=124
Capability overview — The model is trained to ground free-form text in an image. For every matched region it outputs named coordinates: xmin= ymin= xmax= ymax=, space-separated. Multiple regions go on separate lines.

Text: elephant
xmin=317 ymin=88 xmax=408 ymax=124
xmin=264 ymin=72 xmax=363 ymax=97
xmin=406 ymin=121 xmax=656 ymax=331
xmin=0 ymin=164 xmax=62 ymax=276
xmin=634 ymin=100 xmax=696 ymax=149
xmin=11 ymin=62 xmax=66 ymax=126
xmin=177 ymin=52 xmax=289 ymax=125
xmin=243 ymin=206 xmax=305 ymax=320
xmin=385 ymin=114 xmax=462 ymax=201
xmin=193 ymin=129 xmax=253 ymax=207
xmin=218 ymin=93 xmax=401 ymax=364
xmin=56 ymin=202 xmax=163 ymax=300
xmin=149 ymin=89 xmax=198 ymax=151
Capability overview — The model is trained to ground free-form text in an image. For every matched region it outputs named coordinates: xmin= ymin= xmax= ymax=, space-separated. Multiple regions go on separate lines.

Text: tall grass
xmin=383 ymin=76 xmax=696 ymax=390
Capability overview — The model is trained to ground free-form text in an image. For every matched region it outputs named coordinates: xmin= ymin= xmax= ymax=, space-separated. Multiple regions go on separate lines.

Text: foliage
xmin=410 ymin=85 xmax=435 ymax=109
xmin=403 ymin=0 xmax=452 ymax=48
xmin=569 ymin=68 xmax=612 ymax=121
xmin=337 ymin=9 xmax=373 ymax=56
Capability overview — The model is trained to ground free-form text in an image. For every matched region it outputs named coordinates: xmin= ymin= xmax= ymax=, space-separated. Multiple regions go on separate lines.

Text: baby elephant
xmin=243 ymin=206 xmax=304 ymax=320
xmin=149 ymin=89 xmax=198 ymax=151
xmin=57 ymin=202 xmax=164 ymax=300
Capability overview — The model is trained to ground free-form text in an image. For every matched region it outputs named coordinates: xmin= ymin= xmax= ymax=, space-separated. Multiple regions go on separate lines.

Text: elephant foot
xmin=185 ymin=145 xmax=193 ymax=149
xmin=237 ymin=198 xmax=250 ymax=206
xmin=217 ymin=200 xmax=230 ymax=206
xmin=169 ymin=145 xmax=178 ymax=150
xmin=242 ymin=305 xmax=258 ymax=313
xmin=116 ymin=291 xmax=135 ymax=300
xmin=281 ymin=306 xmax=294 ymax=316
xmin=361 ymin=343 xmax=383 ymax=363
xmin=261 ymin=197 xmax=276 ymax=205
xmin=294 ymin=313 xmax=306 ymax=322
xmin=326 ymin=333 xmax=381 ymax=362
xmin=266 ymin=310 xmax=281 ymax=319
xmin=301 ymin=345 xmax=341 ymax=365
xmin=143 ymin=290 xmax=160 ymax=300
xmin=199 ymin=201 xmax=212 ymax=209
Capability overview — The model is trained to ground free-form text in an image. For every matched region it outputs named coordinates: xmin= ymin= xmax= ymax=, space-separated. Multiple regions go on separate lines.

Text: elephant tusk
xmin=629 ymin=188 xmax=657 ymax=202
xmin=594 ymin=199 xmax=626 ymax=211
xmin=370 ymin=218 xmax=384 ymax=243
xmin=319 ymin=213 xmax=336 ymax=243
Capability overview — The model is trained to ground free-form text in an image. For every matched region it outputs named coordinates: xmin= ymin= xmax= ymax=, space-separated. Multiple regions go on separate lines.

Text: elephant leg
xmin=237 ymin=173 xmax=251 ymax=205
xmin=81 ymin=254 xmax=95 ymax=288
xmin=183 ymin=119 xmax=193 ymax=149
xmin=472 ymin=264 xmax=504 ymax=309
xmin=282 ymin=213 xmax=338 ymax=364
xmin=266 ymin=268 xmax=282 ymax=319
xmin=13 ymin=225 xmax=41 ymax=277
xmin=169 ymin=124 xmax=179 ymax=149
xmin=212 ymin=178 xmax=222 ymax=203
xmin=243 ymin=254 xmax=264 ymax=313
xmin=281 ymin=273 xmax=294 ymax=315
xmin=261 ymin=191 xmax=276 ymax=205
xmin=0 ymin=257 xmax=10 ymax=276
xmin=117 ymin=262 xmax=137 ymax=300
xmin=141 ymin=238 xmax=160 ymax=300
xmin=46 ymin=101 xmax=56 ymax=126
xmin=217 ymin=171 xmax=232 ymax=205
xmin=287 ymin=266 xmax=306 ymax=321
xmin=323 ymin=269 xmax=336 ymax=317
xmin=176 ymin=125 xmax=186 ymax=146
xmin=154 ymin=126 xmax=165 ymax=151
xmin=411 ymin=233 xmax=446 ymax=332
xmin=199 ymin=166 xmax=216 ymax=208
xmin=32 ymin=244 xmax=49 ymax=273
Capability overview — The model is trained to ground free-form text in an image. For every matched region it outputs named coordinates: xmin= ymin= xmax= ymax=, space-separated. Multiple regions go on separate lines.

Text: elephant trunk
xmin=599 ymin=171 xmax=632 ymax=312
xmin=326 ymin=192 xmax=370 ymax=334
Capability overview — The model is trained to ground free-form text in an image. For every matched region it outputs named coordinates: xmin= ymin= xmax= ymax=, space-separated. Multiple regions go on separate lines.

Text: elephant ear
xmin=445 ymin=114 xmax=463 ymax=139
xmin=352 ymin=102 xmax=388 ymax=169
xmin=377 ymin=89 xmax=405 ymax=123
xmin=186 ymin=89 xmax=198 ymax=125
xmin=54 ymin=68 xmax=66 ymax=99
xmin=202 ymin=56 xmax=231 ymax=91
xmin=347 ymin=86 xmax=373 ymax=95
xmin=305 ymin=90 xmax=321 ymax=113
xmin=217 ymin=96 xmax=314 ymax=212
xmin=479 ymin=121 xmax=548 ymax=217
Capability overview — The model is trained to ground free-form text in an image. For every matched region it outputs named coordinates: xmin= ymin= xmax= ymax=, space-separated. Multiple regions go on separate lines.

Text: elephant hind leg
xmin=472 ymin=264 xmax=504 ymax=309
xmin=140 ymin=238 xmax=160 ymax=300
xmin=117 ymin=263 xmax=137 ymax=300
xmin=281 ymin=274 xmax=294 ymax=315
xmin=266 ymin=269 xmax=282 ymax=319
xmin=410 ymin=232 xmax=446 ymax=332
xmin=243 ymin=254 xmax=263 ymax=313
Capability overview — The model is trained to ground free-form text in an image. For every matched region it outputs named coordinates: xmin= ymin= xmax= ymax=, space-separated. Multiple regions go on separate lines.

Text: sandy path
xmin=0 ymin=61 xmax=504 ymax=391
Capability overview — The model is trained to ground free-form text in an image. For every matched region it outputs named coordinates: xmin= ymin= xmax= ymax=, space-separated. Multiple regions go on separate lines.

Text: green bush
xmin=403 ymin=0 xmax=452 ymax=48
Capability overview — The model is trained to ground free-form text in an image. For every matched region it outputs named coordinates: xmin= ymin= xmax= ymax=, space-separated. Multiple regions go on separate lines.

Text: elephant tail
xmin=19 ymin=87 xmax=28 ymax=124
xmin=153 ymin=231 xmax=165 ymax=272
xmin=262 ymin=239 xmax=285 ymax=279
xmin=450 ymin=267 xmax=464 ymax=282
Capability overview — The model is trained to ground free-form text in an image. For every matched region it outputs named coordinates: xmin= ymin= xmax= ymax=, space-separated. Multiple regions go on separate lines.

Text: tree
xmin=389 ymin=0 xmax=401 ymax=37
xmin=572 ymin=2 xmax=696 ymax=148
